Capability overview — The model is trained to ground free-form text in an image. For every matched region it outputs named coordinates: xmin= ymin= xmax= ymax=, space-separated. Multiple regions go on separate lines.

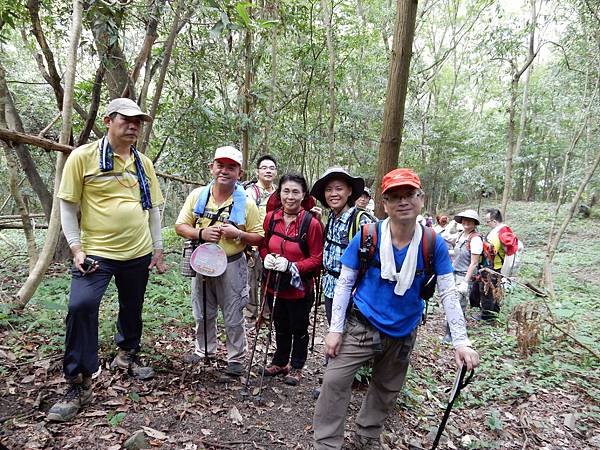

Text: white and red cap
xmin=213 ymin=146 xmax=243 ymax=167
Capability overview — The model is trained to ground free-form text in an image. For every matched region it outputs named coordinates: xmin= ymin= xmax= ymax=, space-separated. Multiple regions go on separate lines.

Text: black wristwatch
xmin=198 ymin=228 xmax=206 ymax=244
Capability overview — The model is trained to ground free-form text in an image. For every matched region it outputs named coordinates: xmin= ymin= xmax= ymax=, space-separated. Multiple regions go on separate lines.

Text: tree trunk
xmin=139 ymin=1 xmax=186 ymax=153
xmin=500 ymin=0 xmax=538 ymax=218
xmin=374 ymin=0 xmax=418 ymax=218
xmin=321 ymin=0 xmax=336 ymax=162
xmin=542 ymin=145 xmax=600 ymax=293
xmin=241 ymin=26 xmax=253 ymax=174
xmin=0 ymin=69 xmax=38 ymax=271
xmin=0 ymin=70 xmax=53 ymax=220
xmin=16 ymin=0 xmax=83 ymax=309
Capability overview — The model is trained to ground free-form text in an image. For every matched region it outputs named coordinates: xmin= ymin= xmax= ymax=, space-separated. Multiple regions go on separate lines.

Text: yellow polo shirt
xmin=58 ymin=139 xmax=164 ymax=260
xmin=176 ymin=186 xmax=264 ymax=256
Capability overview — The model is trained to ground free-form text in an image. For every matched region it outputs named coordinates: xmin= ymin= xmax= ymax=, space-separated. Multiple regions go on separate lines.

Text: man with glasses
xmin=313 ymin=168 xmax=479 ymax=449
xmin=245 ymin=155 xmax=278 ymax=319
xmin=48 ymin=98 xmax=166 ymax=422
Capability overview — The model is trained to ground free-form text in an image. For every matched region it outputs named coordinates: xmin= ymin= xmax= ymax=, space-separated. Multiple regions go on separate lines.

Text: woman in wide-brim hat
xmin=444 ymin=209 xmax=483 ymax=343
xmin=309 ymin=167 xmax=374 ymax=326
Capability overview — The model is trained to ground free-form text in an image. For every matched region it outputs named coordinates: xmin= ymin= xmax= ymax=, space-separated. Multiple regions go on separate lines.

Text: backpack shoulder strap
xmin=253 ymin=184 xmax=261 ymax=207
xmin=358 ymin=222 xmax=378 ymax=276
xmin=421 ymin=226 xmax=436 ymax=273
xmin=266 ymin=208 xmax=279 ymax=242
xmin=349 ymin=208 xmax=360 ymax=239
xmin=298 ymin=210 xmax=314 ymax=257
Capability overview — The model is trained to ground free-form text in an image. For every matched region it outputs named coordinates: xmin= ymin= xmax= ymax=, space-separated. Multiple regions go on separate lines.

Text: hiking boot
xmin=47 ymin=376 xmax=93 ymax=422
xmin=262 ymin=363 xmax=290 ymax=377
xmin=284 ymin=368 xmax=302 ymax=386
xmin=224 ymin=362 xmax=244 ymax=377
xmin=355 ymin=434 xmax=382 ymax=450
xmin=110 ymin=349 xmax=154 ymax=380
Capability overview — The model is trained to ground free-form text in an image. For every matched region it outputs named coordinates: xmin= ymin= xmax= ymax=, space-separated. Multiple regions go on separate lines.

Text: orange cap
xmin=381 ymin=168 xmax=421 ymax=194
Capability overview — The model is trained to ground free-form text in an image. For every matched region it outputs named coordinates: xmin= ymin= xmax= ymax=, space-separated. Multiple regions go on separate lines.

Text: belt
xmin=325 ymin=269 xmax=340 ymax=278
xmin=227 ymin=252 xmax=244 ymax=263
xmin=454 ymin=270 xmax=467 ymax=276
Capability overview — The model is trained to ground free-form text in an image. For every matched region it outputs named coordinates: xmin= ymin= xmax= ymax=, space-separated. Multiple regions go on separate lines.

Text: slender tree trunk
xmin=374 ymin=0 xmax=418 ymax=218
xmin=139 ymin=1 xmax=186 ymax=153
xmin=241 ymin=26 xmax=253 ymax=173
xmin=321 ymin=0 xmax=336 ymax=161
xmin=263 ymin=3 xmax=278 ymax=152
xmin=0 ymin=73 xmax=53 ymax=219
xmin=0 ymin=69 xmax=38 ymax=270
xmin=500 ymin=0 xmax=538 ymax=218
xmin=16 ymin=0 xmax=83 ymax=309
xmin=543 ymin=146 xmax=600 ymax=293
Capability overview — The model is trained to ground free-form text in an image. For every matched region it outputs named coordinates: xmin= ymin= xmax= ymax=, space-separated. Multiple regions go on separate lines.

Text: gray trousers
xmin=191 ymin=255 xmax=248 ymax=363
xmin=245 ymin=249 xmax=262 ymax=318
xmin=313 ymin=315 xmax=417 ymax=450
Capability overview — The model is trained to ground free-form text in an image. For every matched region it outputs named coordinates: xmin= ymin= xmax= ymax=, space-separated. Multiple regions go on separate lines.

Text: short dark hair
xmin=257 ymin=155 xmax=277 ymax=169
xmin=486 ymin=208 xmax=502 ymax=222
xmin=277 ymin=173 xmax=309 ymax=199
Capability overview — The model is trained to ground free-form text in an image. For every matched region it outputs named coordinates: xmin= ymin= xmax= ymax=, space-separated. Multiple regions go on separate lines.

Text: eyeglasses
xmin=383 ymin=190 xmax=423 ymax=203
xmin=259 ymin=165 xmax=276 ymax=171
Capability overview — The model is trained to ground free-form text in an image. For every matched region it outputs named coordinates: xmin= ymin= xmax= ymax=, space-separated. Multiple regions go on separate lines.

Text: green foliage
xmin=106 ymin=411 xmax=126 ymax=428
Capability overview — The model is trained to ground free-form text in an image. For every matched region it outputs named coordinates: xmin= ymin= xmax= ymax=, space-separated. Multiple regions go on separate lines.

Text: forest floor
xmin=1 ymin=201 xmax=599 ymax=450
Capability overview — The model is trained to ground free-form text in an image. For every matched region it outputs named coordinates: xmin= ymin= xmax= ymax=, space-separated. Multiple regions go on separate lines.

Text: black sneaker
xmin=224 ymin=362 xmax=244 ymax=377
xmin=47 ymin=377 xmax=93 ymax=422
xmin=110 ymin=349 xmax=154 ymax=380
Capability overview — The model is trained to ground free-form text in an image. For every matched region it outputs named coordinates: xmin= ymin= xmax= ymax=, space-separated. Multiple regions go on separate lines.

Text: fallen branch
xmin=0 ymin=127 xmax=204 ymax=185
xmin=543 ymin=318 xmax=600 ymax=362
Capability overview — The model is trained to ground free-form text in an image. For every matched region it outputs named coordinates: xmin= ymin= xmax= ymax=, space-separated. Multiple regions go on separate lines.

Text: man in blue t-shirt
xmin=313 ymin=168 xmax=480 ymax=450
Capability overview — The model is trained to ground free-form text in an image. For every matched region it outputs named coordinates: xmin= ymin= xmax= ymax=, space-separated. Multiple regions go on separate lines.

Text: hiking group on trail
xmin=47 ymin=97 xmax=525 ymax=448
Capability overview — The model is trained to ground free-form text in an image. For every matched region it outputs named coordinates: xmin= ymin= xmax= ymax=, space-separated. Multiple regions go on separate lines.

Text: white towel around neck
xmin=379 ymin=218 xmax=423 ymax=296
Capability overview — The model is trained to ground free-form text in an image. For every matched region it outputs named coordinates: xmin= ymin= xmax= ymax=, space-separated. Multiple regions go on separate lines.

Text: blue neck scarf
xmin=99 ymin=137 xmax=152 ymax=210
xmin=193 ymin=180 xmax=247 ymax=226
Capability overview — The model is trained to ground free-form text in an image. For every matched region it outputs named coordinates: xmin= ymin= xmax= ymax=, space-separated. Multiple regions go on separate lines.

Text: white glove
xmin=263 ymin=254 xmax=278 ymax=270
xmin=457 ymin=281 xmax=469 ymax=295
xmin=273 ymin=256 xmax=290 ymax=272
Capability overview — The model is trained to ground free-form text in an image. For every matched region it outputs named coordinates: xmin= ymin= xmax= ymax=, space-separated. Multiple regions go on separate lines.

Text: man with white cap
xmin=175 ymin=146 xmax=263 ymax=377
xmin=313 ymin=168 xmax=479 ymax=449
xmin=48 ymin=98 xmax=166 ymax=422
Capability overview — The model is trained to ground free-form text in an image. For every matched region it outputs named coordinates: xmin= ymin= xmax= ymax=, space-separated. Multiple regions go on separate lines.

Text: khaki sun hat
xmin=454 ymin=209 xmax=480 ymax=226
xmin=105 ymin=98 xmax=152 ymax=122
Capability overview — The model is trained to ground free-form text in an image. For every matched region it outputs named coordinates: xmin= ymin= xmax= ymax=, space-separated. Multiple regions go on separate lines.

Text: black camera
xmin=81 ymin=257 xmax=97 ymax=273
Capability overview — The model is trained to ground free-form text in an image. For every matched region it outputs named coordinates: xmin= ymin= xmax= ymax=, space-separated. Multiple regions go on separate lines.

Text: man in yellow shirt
xmin=175 ymin=146 xmax=263 ymax=377
xmin=47 ymin=98 xmax=166 ymax=422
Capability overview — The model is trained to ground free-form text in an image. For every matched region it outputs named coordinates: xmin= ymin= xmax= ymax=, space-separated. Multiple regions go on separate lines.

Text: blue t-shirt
xmin=341 ymin=222 xmax=453 ymax=338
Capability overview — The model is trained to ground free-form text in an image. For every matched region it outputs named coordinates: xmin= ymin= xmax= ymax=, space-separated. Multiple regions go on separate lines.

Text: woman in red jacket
xmin=260 ymin=173 xmax=324 ymax=386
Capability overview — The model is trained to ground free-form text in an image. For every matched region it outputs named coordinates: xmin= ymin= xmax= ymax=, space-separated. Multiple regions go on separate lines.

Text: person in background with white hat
xmin=446 ymin=209 xmax=483 ymax=341
xmin=175 ymin=146 xmax=264 ymax=377
xmin=355 ymin=187 xmax=377 ymax=219
xmin=48 ymin=98 xmax=166 ymax=422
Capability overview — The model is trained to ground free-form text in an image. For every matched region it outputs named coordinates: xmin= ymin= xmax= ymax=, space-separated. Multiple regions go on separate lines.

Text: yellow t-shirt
xmin=487 ymin=227 xmax=506 ymax=270
xmin=58 ymin=139 xmax=164 ymax=260
xmin=176 ymin=186 xmax=264 ymax=256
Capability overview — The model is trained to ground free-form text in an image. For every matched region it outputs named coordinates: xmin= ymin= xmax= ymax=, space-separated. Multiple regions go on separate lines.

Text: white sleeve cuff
xmin=437 ymin=273 xmax=472 ymax=348
xmin=59 ymin=199 xmax=81 ymax=247
xmin=149 ymin=206 xmax=163 ymax=249
xmin=329 ymin=265 xmax=358 ymax=333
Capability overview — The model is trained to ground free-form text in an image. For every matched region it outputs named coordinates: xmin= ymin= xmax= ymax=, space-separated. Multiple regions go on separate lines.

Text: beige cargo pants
xmin=313 ymin=314 xmax=417 ymax=449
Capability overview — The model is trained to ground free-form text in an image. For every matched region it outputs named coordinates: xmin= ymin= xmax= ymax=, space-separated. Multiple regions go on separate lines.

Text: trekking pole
xmin=310 ymin=271 xmax=322 ymax=352
xmin=241 ymin=269 xmax=272 ymax=398
xmin=202 ymin=276 xmax=209 ymax=364
xmin=255 ymin=271 xmax=281 ymax=405
xmin=430 ymin=365 xmax=475 ymax=450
